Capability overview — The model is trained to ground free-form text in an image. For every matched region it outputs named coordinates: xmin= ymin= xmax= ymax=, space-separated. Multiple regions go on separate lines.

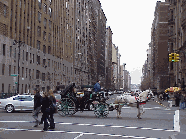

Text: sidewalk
xmin=169 ymin=133 xmax=186 ymax=139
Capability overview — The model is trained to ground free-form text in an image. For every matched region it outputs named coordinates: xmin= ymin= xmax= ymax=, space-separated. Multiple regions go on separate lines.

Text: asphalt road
xmin=0 ymin=94 xmax=184 ymax=139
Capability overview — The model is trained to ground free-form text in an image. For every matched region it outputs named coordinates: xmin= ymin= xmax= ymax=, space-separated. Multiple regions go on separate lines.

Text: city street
xmin=0 ymin=94 xmax=185 ymax=139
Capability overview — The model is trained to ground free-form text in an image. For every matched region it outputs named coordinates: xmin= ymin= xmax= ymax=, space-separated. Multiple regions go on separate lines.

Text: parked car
xmin=0 ymin=95 xmax=34 ymax=113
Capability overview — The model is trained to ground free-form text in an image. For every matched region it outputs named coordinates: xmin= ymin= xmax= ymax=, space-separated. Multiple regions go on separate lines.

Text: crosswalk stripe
xmin=0 ymin=121 xmax=178 ymax=133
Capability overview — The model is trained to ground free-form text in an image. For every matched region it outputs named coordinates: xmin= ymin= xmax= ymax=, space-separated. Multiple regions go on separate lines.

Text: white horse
xmin=113 ymin=91 xmax=148 ymax=119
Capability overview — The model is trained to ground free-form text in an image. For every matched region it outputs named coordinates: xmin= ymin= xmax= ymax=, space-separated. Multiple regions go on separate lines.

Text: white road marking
xmin=74 ymin=133 xmax=84 ymax=139
xmin=0 ymin=128 xmax=160 ymax=139
xmin=174 ymin=110 xmax=180 ymax=132
xmin=0 ymin=121 xmax=177 ymax=132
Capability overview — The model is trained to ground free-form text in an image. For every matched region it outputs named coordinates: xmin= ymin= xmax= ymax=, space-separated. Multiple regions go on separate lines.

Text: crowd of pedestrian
xmin=32 ymin=88 xmax=57 ymax=131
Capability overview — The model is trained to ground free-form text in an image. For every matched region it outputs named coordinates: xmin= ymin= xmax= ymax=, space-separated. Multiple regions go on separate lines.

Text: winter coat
xmin=41 ymin=96 xmax=50 ymax=113
xmin=34 ymin=93 xmax=42 ymax=110
xmin=94 ymin=82 xmax=101 ymax=93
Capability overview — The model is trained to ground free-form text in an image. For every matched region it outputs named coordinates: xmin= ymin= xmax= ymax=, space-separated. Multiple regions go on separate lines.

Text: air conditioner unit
xmin=27 ymin=26 xmax=30 ymax=29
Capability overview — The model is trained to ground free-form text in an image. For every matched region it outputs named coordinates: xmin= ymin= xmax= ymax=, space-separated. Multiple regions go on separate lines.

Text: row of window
xmin=1 ymin=83 xmax=29 ymax=94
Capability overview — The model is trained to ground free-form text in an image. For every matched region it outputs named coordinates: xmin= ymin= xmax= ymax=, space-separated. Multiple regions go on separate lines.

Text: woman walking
xmin=41 ymin=92 xmax=50 ymax=131
xmin=48 ymin=89 xmax=56 ymax=129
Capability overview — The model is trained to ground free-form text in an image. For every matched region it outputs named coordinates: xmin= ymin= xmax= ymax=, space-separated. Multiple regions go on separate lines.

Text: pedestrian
xmin=32 ymin=88 xmax=42 ymax=127
xmin=48 ymin=89 xmax=56 ymax=129
xmin=41 ymin=91 xmax=51 ymax=131
xmin=94 ymin=80 xmax=101 ymax=93
xmin=179 ymin=93 xmax=185 ymax=110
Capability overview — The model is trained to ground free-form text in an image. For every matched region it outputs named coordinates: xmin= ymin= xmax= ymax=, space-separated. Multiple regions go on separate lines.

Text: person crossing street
xmin=32 ymin=88 xmax=42 ymax=127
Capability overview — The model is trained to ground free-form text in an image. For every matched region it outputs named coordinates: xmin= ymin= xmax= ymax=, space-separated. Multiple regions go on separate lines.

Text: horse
xmin=113 ymin=91 xmax=148 ymax=119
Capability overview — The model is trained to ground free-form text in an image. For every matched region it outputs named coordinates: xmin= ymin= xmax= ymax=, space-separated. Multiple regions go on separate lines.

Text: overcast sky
xmin=99 ymin=0 xmax=165 ymax=84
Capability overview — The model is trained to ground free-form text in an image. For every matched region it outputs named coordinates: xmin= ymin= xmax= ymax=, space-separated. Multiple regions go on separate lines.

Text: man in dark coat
xmin=94 ymin=80 xmax=101 ymax=93
xmin=32 ymin=88 xmax=42 ymax=127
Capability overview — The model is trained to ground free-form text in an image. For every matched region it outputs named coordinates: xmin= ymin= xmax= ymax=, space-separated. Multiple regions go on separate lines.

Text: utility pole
xmin=13 ymin=40 xmax=24 ymax=94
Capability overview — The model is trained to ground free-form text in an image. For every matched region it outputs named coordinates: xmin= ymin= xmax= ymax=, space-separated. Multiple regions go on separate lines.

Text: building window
xmin=2 ymin=64 xmax=5 ymax=75
xmin=2 ymin=83 xmax=4 ymax=93
xmin=29 ymin=69 xmax=31 ymax=79
xmin=48 ymin=33 xmax=51 ymax=42
xmin=43 ymin=45 xmax=46 ymax=53
xmin=42 ymin=73 xmax=45 ymax=81
xmin=37 ymin=55 xmax=40 ymax=65
xmin=49 ymin=7 xmax=52 ymax=17
xmin=3 ymin=44 xmax=6 ymax=56
xmin=43 ymin=3 xmax=47 ymax=13
xmin=48 ymin=59 xmax=50 ymax=67
xmin=44 ymin=18 xmax=47 ymax=28
xmin=37 ymin=41 xmax=40 ymax=50
xmin=48 ymin=46 xmax=51 ymax=54
xmin=37 ymin=26 xmax=41 ymax=37
xmin=9 ymin=65 xmax=11 ymax=76
xmin=10 ymin=46 xmax=12 ymax=57
xmin=4 ymin=4 xmax=7 ymax=18
xmin=49 ymin=20 xmax=52 ymax=30
xmin=22 ymin=67 xmax=24 ymax=77
xmin=43 ymin=31 xmax=46 ymax=40
xmin=26 ymin=52 xmax=28 ymax=61
xmin=38 ymin=0 xmax=42 ymax=9
xmin=43 ymin=59 xmax=46 ymax=67
xmin=26 ymin=68 xmax=27 ymax=78
xmin=36 ymin=70 xmax=40 ymax=79
xmin=14 ymin=48 xmax=16 ymax=59
xmin=33 ymin=54 xmax=34 ymax=63
xmin=22 ymin=50 xmax=24 ymax=61
xmin=38 ymin=11 xmax=41 ymax=22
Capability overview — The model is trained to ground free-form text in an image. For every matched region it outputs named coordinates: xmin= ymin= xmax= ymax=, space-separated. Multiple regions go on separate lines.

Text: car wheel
xmin=6 ymin=104 xmax=14 ymax=113
xmin=88 ymin=103 xmax=94 ymax=111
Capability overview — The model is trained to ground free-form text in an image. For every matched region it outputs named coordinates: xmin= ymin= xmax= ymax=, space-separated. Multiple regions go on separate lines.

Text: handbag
xmin=49 ymin=98 xmax=57 ymax=113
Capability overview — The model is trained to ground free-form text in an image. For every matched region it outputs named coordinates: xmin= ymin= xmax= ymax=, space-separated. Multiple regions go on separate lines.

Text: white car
xmin=0 ymin=95 xmax=34 ymax=113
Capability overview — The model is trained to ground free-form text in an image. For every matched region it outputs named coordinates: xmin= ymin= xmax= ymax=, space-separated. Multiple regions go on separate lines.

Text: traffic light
xmin=169 ymin=53 xmax=175 ymax=62
xmin=169 ymin=53 xmax=172 ymax=62
xmin=171 ymin=53 xmax=175 ymax=62
xmin=174 ymin=53 xmax=179 ymax=62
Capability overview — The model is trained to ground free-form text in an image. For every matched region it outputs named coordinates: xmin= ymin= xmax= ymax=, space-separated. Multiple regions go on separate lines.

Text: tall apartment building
xmin=105 ymin=26 xmax=112 ymax=90
xmin=0 ymin=0 xmax=108 ymax=93
xmin=112 ymin=43 xmax=118 ymax=90
xmin=150 ymin=1 xmax=169 ymax=93
xmin=0 ymin=0 xmax=75 ymax=93
xmin=164 ymin=0 xmax=186 ymax=90
xmin=97 ymin=8 xmax=107 ymax=88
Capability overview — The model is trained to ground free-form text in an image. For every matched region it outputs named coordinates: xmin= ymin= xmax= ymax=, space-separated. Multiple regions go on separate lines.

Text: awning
xmin=165 ymin=87 xmax=181 ymax=93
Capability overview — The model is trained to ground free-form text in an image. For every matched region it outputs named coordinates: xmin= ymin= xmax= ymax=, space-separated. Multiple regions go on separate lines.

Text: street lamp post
xmin=13 ymin=40 xmax=24 ymax=94
xmin=123 ymin=63 xmax=126 ymax=92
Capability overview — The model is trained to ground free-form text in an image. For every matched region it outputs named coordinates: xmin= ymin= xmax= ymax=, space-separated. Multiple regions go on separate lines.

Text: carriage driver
xmin=94 ymin=80 xmax=101 ymax=94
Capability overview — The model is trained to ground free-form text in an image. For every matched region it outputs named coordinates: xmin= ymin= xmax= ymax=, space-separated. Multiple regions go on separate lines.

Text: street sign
xmin=11 ymin=74 xmax=18 ymax=76
xmin=15 ymin=82 xmax=18 ymax=84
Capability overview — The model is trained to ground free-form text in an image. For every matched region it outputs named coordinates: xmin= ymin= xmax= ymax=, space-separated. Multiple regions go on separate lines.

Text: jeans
xmin=42 ymin=112 xmax=49 ymax=130
xmin=32 ymin=106 xmax=41 ymax=125
xmin=179 ymin=102 xmax=185 ymax=110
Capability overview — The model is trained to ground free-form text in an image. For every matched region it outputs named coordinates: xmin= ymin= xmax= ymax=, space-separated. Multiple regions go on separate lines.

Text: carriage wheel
xmin=58 ymin=98 xmax=76 ymax=116
xmin=94 ymin=102 xmax=109 ymax=118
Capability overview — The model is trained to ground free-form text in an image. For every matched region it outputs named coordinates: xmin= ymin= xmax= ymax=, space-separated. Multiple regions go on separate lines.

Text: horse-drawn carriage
xmin=57 ymin=83 xmax=110 ymax=118
xmin=56 ymin=83 xmax=149 ymax=119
